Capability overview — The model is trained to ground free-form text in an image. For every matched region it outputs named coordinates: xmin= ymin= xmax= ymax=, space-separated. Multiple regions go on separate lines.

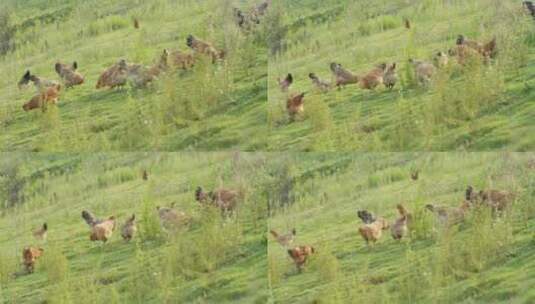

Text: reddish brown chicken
xmin=23 ymin=84 xmax=61 ymax=112
xmin=286 ymin=92 xmax=305 ymax=120
xmin=23 ymin=247 xmax=44 ymax=273
xmin=359 ymin=63 xmax=387 ymax=90
xmin=89 ymin=216 xmax=116 ymax=243
xmin=359 ymin=217 xmax=389 ymax=245
xmin=287 ymin=245 xmax=315 ymax=271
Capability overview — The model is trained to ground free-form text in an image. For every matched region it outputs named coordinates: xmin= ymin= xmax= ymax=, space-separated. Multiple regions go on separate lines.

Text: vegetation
xmin=267 ymin=0 xmax=535 ymax=151
xmin=0 ymin=0 xmax=267 ymax=151
xmin=0 ymin=152 xmax=271 ymax=303
xmin=268 ymin=152 xmax=535 ymax=303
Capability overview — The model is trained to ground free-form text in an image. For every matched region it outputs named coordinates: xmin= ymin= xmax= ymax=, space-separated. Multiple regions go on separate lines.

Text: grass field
xmin=0 ymin=152 xmax=270 ymax=303
xmin=0 ymin=0 xmax=267 ymax=151
xmin=268 ymin=152 xmax=535 ymax=303
xmin=267 ymin=0 xmax=535 ymax=151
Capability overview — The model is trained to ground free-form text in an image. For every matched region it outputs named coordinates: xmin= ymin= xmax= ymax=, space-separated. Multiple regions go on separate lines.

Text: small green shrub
xmin=42 ymin=247 xmax=69 ymax=283
xmin=139 ymin=198 xmax=163 ymax=242
xmin=313 ymin=249 xmax=341 ymax=283
xmin=306 ymin=95 xmax=333 ymax=133
xmin=0 ymin=9 xmax=16 ymax=55
xmin=0 ymin=252 xmax=17 ymax=284
xmin=377 ymin=15 xmax=400 ymax=32
xmin=87 ymin=15 xmax=129 ymax=37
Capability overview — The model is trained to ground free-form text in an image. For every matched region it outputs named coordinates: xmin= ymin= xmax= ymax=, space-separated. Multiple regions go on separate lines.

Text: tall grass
xmin=0 ymin=0 xmax=267 ymax=151
xmin=268 ymin=153 xmax=534 ymax=303
xmin=267 ymin=0 xmax=535 ymax=151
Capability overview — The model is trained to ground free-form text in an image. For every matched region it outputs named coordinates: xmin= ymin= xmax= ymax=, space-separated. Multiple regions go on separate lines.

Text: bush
xmin=0 ymin=9 xmax=16 ymax=56
xmin=258 ymin=2 xmax=287 ymax=55
xmin=87 ymin=15 xmax=129 ymax=37
xmin=0 ymin=253 xmax=17 ymax=285
xmin=313 ymin=250 xmax=340 ymax=283
xmin=306 ymin=95 xmax=333 ymax=133
xmin=139 ymin=198 xmax=163 ymax=242
xmin=42 ymin=247 xmax=69 ymax=283
xmin=0 ymin=159 xmax=26 ymax=208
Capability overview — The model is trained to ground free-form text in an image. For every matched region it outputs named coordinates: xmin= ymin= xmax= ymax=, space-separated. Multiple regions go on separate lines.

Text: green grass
xmin=0 ymin=152 xmax=270 ymax=303
xmin=267 ymin=0 xmax=535 ymax=151
xmin=268 ymin=152 xmax=535 ymax=303
xmin=0 ymin=0 xmax=267 ymax=151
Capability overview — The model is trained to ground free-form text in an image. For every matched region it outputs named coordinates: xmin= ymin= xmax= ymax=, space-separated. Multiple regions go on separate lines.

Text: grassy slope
xmin=0 ymin=153 xmax=269 ymax=303
xmin=267 ymin=0 xmax=535 ymax=151
xmin=0 ymin=0 xmax=267 ymax=151
xmin=268 ymin=153 xmax=535 ymax=303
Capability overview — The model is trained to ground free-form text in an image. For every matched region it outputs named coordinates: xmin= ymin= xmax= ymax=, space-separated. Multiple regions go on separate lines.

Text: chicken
xmin=17 ymin=70 xmax=59 ymax=92
xmin=270 ymin=228 xmax=296 ymax=247
xmin=278 ymin=73 xmax=293 ymax=92
xmin=234 ymin=8 xmax=246 ymax=28
xmin=359 ymin=63 xmax=386 ymax=90
xmin=524 ymin=1 xmax=535 ymax=18
xmin=81 ymin=210 xmax=103 ymax=227
xmin=391 ymin=204 xmax=411 ymax=240
xmin=330 ymin=62 xmax=359 ymax=87
xmin=410 ymin=170 xmax=419 ymax=181
xmin=309 ymin=73 xmax=331 ymax=92
xmin=383 ymin=63 xmax=398 ymax=90
xmin=157 ymin=206 xmax=191 ymax=230
xmin=358 ymin=217 xmax=389 ymax=245
xmin=404 ymin=19 xmax=411 ymax=29
xmin=286 ymin=92 xmax=305 ymax=121
xmin=478 ymin=189 xmax=515 ymax=211
xmin=33 ymin=223 xmax=48 ymax=241
xmin=434 ymin=51 xmax=449 ymax=68
xmin=90 ymin=216 xmax=117 ymax=243
xmin=121 ymin=214 xmax=137 ymax=241
xmin=169 ymin=50 xmax=195 ymax=70
xmin=55 ymin=61 xmax=84 ymax=88
xmin=482 ymin=37 xmax=497 ymax=59
xmin=357 ymin=210 xmax=376 ymax=224
xmin=22 ymin=247 xmax=44 ymax=273
xmin=186 ymin=35 xmax=225 ymax=62
xmin=409 ymin=59 xmax=436 ymax=86
xmin=448 ymin=44 xmax=482 ymax=66
xmin=96 ymin=59 xmax=129 ymax=89
xmin=22 ymin=84 xmax=61 ymax=112
xmin=249 ymin=0 xmax=271 ymax=24
xmin=457 ymin=35 xmax=497 ymax=59
xmin=466 ymin=186 xmax=515 ymax=212
xmin=287 ymin=245 xmax=315 ymax=271
xmin=425 ymin=201 xmax=470 ymax=226
xmin=196 ymin=187 xmax=240 ymax=214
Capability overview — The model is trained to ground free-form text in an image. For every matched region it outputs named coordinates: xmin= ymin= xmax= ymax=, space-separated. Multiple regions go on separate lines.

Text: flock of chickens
xmin=15 ymin=0 xmax=272 ymax=113
xmin=16 ymin=34 xmax=227 ymax=113
xmin=19 ymin=170 xmax=242 ymax=275
xmin=280 ymin=16 xmax=510 ymax=122
xmin=271 ymin=177 xmax=516 ymax=272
